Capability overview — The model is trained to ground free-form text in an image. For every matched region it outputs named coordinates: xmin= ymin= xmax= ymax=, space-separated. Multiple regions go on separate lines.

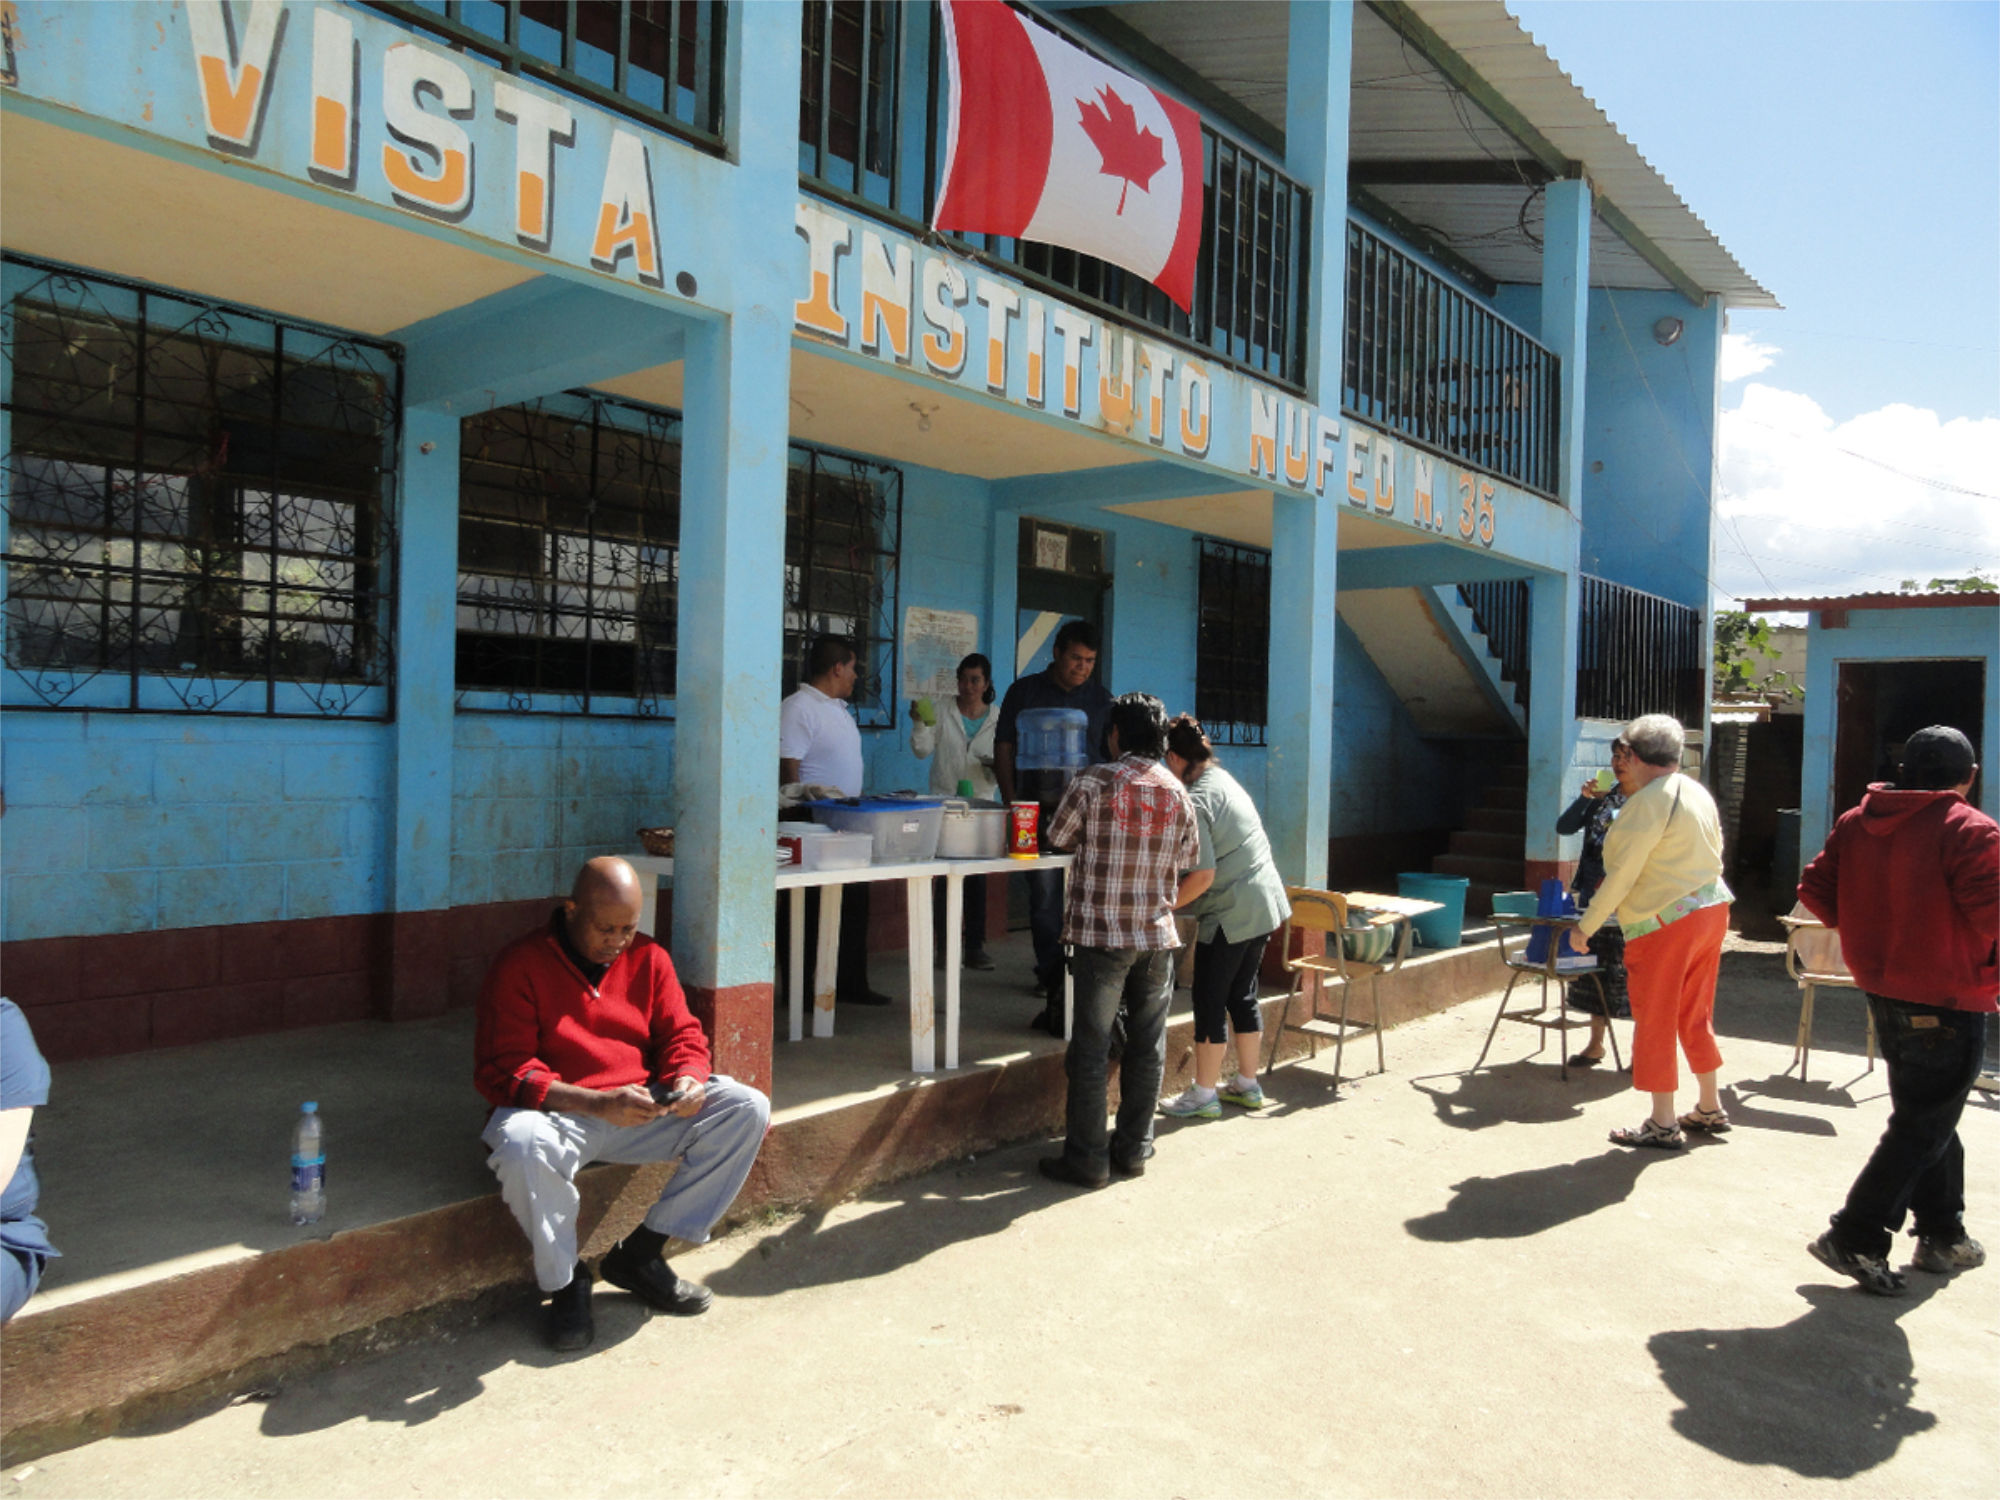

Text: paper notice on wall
xmin=1034 ymin=527 xmax=1069 ymax=572
xmin=902 ymin=606 xmax=980 ymax=700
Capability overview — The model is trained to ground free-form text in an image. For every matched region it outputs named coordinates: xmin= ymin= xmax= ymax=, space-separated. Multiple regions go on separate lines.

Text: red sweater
xmin=474 ymin=917 xmax=713 ymax=1110
xmin=1798 ymin=786 xmax=1999 ymax=1012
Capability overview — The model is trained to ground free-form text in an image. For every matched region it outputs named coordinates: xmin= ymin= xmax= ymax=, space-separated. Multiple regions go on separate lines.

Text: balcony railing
xmin=1456 ymin=575 xmax=1704 ymax=730
xmin=1344 ymin=221 xmax=1559 ymax=497
xmin=1576 ymin=575 xmax=1705 ymax=728
xmin=799 ymin=1 xmax=1310 ymax=390
xmin=369 ymin=1 xmax=727 ymax=149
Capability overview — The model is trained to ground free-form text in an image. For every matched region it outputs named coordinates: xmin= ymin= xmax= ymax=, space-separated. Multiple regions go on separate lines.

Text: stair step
xmin=1433 ymin=853 xmax=1524 ymax=884
xmin=1467 ymin=807 xmax=1526 ymax=835
xmin=1488 ymin=763 xmax=1528 ymax=789
xmin=1448 ymin=829 xmax=1522 ymax=860
xmin=1481 ymin=785 xmax=1526 ymax=811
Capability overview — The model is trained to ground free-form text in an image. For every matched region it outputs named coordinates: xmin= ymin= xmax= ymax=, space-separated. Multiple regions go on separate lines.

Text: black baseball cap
xmin=1900 ymin=725 xmax=1976 ymax=786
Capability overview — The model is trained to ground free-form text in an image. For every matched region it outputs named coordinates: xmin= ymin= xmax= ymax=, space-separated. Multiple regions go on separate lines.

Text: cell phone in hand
xmin=650 ymin=1079 xmax=696 ymax=1106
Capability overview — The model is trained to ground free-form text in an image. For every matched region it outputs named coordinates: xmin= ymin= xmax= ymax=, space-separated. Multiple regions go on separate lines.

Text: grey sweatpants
xmin=482 ymin=1075 xmax=770 ymax=1292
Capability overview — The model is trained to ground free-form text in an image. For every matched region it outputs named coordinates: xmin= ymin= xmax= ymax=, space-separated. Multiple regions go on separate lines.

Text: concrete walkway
xmin=14 ymin=939 xmax=1998 ymax=1498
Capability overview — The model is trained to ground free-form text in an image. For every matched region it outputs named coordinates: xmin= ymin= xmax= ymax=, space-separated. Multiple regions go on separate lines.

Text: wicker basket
xmin=636 ymin=826 xmax=675 ymax=858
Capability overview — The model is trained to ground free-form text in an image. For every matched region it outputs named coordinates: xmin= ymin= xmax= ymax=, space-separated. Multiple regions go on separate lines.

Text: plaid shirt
xmin=1048 ymin=754 xmax=1200 ymax=951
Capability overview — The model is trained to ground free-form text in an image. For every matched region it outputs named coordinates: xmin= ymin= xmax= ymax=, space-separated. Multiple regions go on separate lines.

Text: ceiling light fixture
xmin=910 ymin=401 xmax=938 ymax=433
xmin=1652 ymin=316 xmax=1685 ymax=347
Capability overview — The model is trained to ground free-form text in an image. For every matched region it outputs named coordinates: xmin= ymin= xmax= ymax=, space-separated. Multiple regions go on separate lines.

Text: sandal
xmin=1610 ymin=1118 xmax=1685 ymax=1150
xmin=1566 ymin=1051 xmax=1604 ymax=1068
xmin=1679 ymin=1105 xmax=1731 ymax=1133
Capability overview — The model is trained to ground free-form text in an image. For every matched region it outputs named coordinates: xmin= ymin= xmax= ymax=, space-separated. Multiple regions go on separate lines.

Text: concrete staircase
xmin=1430 ymin=758 xmax=1528 ymax=917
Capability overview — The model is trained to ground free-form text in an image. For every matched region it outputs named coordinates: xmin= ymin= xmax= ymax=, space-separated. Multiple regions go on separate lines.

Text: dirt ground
xmin=12 ymin=939 xmax=1999 ymax=1500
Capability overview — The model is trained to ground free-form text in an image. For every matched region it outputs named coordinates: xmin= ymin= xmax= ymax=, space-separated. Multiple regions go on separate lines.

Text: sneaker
xmin=1218 ymin=1078 xmax=1271 ymax=1110
xmin=1808 ymin=1231 xmax=1907 ymax=1296
xmin=964 ymin=949 xmax=997 ymax=972
xmin=1159 ymin=1086 xmax=1221 ymax=1119
xmin=1913 ymin=1235 xmax=1987 ymax=1275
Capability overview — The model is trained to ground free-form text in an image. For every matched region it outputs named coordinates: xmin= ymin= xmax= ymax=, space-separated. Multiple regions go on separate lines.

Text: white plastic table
xmin=622 ymin=851 xmax=1073 ymax=1074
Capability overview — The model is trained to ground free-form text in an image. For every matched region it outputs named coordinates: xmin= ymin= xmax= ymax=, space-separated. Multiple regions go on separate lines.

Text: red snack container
xmin=1007 ymin=801 xmax=1040 ymax=858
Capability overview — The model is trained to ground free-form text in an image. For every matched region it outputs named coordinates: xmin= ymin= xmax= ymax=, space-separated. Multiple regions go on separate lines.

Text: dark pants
xmin=1061 ymin=946 xmax=1174 ymax=1176
xmin=932 ymin=873 xmax=988 ymax=958
xmin=1026 ymin=868 xmax=1065 ymax=989
xmin=1190 ymin=929 xmax=1271 ymax=1045
xmin=777 ymin=882 xmax=873 ymax=1003
xmin=1829 ymin=995 xmax=1988 ymax=1258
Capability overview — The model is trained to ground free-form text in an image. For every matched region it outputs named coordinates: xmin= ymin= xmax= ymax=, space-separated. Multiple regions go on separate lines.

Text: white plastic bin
xmin=811 ymin=831 xmax=874 ymax=870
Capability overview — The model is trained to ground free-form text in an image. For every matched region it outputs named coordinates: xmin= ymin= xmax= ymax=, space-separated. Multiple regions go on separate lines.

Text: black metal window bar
xmin=1195 ymin=538 xmax=1270 ymax=747
xmin=797 ymin=1 xmax=1311 ymax=391
xmin=1345 ymin=220 xmax=1559 ymax=498
xmin=1576 ymin=574 xmax=1704 ymax=728
xmin=456 ymin=393 xmax=681 ymax=716
xmin=2 ymin=257 xmax=399 ymax=718
xmin=368 ymin=1 xmax=726 ymax=148
xmin=784 ymin=444 xmax=902 ymax=730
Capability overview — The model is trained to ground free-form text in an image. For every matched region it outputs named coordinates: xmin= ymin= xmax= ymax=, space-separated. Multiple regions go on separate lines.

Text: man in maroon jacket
xmin=1798 ymin=725 xmax=1998 ymax=1296
xmin=476 ymin=857 xmax=770 ymax=1350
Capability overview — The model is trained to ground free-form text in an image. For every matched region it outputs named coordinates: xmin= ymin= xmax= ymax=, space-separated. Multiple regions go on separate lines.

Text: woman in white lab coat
xmin=912 ymin=653 xmax=1000 ymax=968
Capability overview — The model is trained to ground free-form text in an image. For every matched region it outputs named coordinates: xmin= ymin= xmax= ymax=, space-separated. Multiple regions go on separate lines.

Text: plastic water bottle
xmin=290 ymin=1102 xmax=326 ymax=1225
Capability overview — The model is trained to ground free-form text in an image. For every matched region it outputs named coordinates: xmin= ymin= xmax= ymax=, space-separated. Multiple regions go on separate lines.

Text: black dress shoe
xmin=600 ymin=1244 xmax=714 ymax=1316
xmin=1028 ymin=1006 xmax=1064 ymax=1036
xmin=546 ymin=1263 xmax=595 ymax=1351
xmin=843 ymin=989 xmax=895 ymax=1007
xmin=1110 ymin=1142 xmax=1155 ymax=1178
xmin=1037 ymin=1155 xmax=1109 ymax=1190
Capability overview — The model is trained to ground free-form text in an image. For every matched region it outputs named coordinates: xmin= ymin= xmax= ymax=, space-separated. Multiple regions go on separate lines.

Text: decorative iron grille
xmin=1195 ymin=538 xmax=1270 ymax=747
xmin=1344 ymin=220 xmax=1560 ymax=497
xmin=1458 ymin=579 xmax=1530 ymax=711
xmin=368 ymin=1 xmax=726 ymax=147
xmin=797 ymin=1 xmax=1311 ymax=391
xmin=456 ymin=394 xmax=681 ymax=715
xmin=784 ymin=445 xmax=902 ymax=729
xmin=2 ymin=257 xmax=399 ymax=717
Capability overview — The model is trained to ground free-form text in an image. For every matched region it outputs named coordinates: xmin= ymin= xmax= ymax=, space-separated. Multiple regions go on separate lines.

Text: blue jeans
xmin=1026 ymin=868 xmax=1066 ymax=990
xmin=1061 ymin=946 xmax=1175 ymax=1176
xmin=1829 ymin=996 xmax=1988 ymax=1258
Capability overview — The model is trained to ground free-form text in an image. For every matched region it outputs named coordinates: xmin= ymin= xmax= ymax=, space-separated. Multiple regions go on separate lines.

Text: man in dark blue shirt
xmin=993 ymin=619 xmax=1114 ymax=1028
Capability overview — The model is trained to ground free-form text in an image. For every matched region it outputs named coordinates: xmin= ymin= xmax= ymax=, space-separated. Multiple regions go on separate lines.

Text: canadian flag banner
xmin=932 ymin=0 xmax=1205 ymax=313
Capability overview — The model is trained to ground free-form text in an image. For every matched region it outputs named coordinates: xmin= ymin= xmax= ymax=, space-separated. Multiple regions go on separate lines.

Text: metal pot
xmin=936 ymin=798 xmax=1007 ymax=859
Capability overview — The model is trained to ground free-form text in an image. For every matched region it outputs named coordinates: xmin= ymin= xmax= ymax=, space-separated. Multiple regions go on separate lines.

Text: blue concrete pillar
xmin=670 ymin=0 xmax=802 ymax=1091
xmin=387 ymin=406 xmax=460 ymax=1016
xmin=1261 ymin=0 xmax=1352 ymax=885
xmin=1524 ymin=178 xmax=1591 ymax=880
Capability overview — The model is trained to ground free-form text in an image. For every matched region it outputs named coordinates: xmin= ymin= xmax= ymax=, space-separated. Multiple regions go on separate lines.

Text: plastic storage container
xmin=937 ymin=799 xmax=1008 ymax=859
xmin=809 ymin=797 xmax=946 ymax=864
xmin=811 ymin=831 xmax=873 ymax=870
xmin=1489 ymin=891 xmax=1539 ymax=920
xmin=1396 ymin=872 xmax=1470 ymax=949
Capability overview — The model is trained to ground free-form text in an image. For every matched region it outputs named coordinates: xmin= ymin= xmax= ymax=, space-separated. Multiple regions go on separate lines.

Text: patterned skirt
xmin=1565 ymin=923 xmax=1630 ymax=1018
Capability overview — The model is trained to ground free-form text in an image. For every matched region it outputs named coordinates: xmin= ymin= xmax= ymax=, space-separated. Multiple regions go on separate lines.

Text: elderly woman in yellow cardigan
xmin=1562 ymin=714 xmax=1733 ymax=1149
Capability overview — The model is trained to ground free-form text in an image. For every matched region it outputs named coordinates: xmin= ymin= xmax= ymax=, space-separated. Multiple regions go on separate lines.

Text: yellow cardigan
xmin=1577 ymin=772 xmax=1726 ymax=939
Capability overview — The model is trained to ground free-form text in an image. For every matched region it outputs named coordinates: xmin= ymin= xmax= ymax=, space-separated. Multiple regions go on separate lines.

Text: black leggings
xmin=1190 ymin=929 xmax=1273 ymax=1045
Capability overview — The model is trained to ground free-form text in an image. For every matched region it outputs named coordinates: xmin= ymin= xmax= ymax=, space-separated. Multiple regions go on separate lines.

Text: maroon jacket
xmin=474 ymin=916 xmax=713 ymax=1110
xmin=1798 ymin=785 xmax=1999 ymax=1012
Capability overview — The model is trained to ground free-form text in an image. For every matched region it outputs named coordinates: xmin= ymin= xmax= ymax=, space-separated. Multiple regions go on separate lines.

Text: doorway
xmin=1013 ymin=518 xmax=1109 ymax=689
xmin=1833 ymin=658 xmax=1985 ymax=816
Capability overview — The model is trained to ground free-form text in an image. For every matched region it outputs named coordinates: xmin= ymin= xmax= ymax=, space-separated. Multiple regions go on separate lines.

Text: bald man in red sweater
xmin=476 ymin=857 xmax=770 ymax=1351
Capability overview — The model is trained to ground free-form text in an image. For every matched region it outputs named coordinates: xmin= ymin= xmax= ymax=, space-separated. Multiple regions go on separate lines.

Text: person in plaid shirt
xmin=1039 ymin=693 xmax=1213 ymax=1188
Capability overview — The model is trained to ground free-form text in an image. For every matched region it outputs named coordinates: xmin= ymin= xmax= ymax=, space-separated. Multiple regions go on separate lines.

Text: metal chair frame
xmin=1777 ymin=914 xmax=1877 ymax=1084
xmin=1474 ymin=915 xmax=1623 ymax=1081
xmin=1264 ymin=887 xmax=1411 ymax=1083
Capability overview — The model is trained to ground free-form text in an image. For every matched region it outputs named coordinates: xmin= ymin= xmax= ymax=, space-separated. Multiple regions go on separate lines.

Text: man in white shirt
xmin=779 ymin=636 xmax=890 ymax=1006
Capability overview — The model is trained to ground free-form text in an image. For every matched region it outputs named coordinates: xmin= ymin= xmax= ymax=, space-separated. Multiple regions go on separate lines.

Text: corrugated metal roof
xmin=1092 ymin=0 xmax=1776 ymax=307
xmin=1742 ymin=593 xmax=1999 ymax=613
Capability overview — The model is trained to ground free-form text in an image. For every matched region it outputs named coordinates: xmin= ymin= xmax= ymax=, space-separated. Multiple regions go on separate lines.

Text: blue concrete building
xmin=0 ymin=1 xmax=1773 ymax=1083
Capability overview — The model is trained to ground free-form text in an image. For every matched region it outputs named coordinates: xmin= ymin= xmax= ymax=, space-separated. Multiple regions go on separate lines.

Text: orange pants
xmin=1623 ymin=902 xmax=1728 ymax=1093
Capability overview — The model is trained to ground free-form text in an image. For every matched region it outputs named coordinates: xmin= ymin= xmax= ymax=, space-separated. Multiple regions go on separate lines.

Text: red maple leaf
xmin=1076 ymin=85 xmax=1165 ymax=215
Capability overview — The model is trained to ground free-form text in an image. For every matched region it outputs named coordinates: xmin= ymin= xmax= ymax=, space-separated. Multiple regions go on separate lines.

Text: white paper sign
xmin=902 ymin=606 xmax=981 ymax=701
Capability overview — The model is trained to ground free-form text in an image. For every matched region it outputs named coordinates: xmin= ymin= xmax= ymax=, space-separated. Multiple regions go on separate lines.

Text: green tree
xmin=1897 ymin=573 xmax=1996 ymax=593
xmin=1713 ymin=610 xmax=1801 ymax=699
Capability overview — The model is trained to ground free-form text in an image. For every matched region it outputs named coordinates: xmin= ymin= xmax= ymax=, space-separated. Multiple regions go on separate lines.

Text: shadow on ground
xmin=1650 ymin=1279 xmax=1953 ymax=1478
xmin=1407 ymin=1059 xmax=1631 ymax=1131
xmin=1403 ymin=1146 xmax=1683 ymax=1241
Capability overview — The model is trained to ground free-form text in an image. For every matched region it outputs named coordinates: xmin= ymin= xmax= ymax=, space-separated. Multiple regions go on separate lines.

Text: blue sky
xmin=1509 ymin=0 xmax=2000 ymax=603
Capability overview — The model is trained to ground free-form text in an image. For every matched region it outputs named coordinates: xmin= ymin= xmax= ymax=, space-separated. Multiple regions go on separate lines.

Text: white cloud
xmin=1715 ymin=383 xmax=2000 ymax=606
xmin=1719 ymin=332 xmax=1781 ymax=382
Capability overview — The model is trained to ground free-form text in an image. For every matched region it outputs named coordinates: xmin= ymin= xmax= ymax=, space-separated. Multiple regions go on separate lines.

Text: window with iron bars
xmin=1 ymin=257 xmax=399 ymax=718
xmin=784 ymin=446 xmax=902 ymax=730
xmin=1194 ymin=539 xmax=1270 ymax=747
xmin=456 ymin=394 xmax=681 ymax=716
xmin=368 ymin=1 xmax=726 ymax=147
